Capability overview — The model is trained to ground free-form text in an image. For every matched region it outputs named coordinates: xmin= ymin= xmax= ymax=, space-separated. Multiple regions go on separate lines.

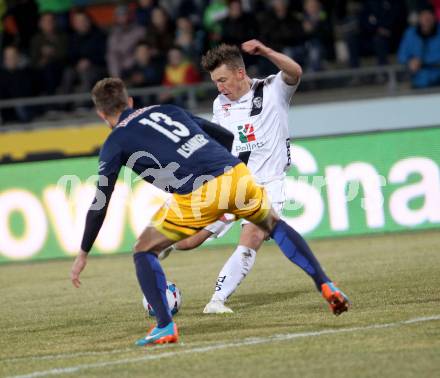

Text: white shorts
xmin=206 ymin=178 xmax=286 ymax=237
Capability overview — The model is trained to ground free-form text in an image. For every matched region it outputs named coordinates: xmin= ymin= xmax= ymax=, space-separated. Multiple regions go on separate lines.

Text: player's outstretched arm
xmin=174 ymin=214 xmax=235 ymax=251
xmin=241 ymin=39 xmax=302 ymax=85
xmin=175 ymin=229 xmax=214 ymax=250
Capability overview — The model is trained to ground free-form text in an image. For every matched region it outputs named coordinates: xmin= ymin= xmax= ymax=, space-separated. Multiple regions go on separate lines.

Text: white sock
xmin=211 ymin=245 xmax=257 ymax=302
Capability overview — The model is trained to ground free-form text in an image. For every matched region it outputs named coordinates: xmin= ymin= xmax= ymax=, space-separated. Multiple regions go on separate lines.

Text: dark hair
xmin=418 ymin=2 xmax=434 ymax=13
xmin=136 ymin=40 xmax=153 ymax=49
xmin=91 ymin=78 xmax=129 ymax=116
xmin=39 ymin=12 xmax=56 ymax=19
xmin=201 ymin=44 xmax=245 ymax=72
xmin=169 ymin=45 xmax=184 ymax=53
xmin=72 ymin=9 xmax=96 ymax=27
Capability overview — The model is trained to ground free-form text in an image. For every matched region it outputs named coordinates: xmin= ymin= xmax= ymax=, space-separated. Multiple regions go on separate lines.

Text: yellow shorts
xmin=152 ymin=163 xmax=270 ymax=241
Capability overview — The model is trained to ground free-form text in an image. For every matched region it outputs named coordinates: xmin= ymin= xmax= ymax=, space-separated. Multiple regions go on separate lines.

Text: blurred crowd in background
xmin=0 ymin=0 xmax=439 ymax=123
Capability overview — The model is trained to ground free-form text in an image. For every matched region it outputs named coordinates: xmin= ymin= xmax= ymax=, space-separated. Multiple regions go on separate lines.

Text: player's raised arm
xmin=241 ymin=39 xmax=302 ymax=85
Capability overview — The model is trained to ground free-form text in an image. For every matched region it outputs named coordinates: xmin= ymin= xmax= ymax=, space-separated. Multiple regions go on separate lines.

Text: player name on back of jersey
xmin=177 ymin=134 xmax=209 ymax=158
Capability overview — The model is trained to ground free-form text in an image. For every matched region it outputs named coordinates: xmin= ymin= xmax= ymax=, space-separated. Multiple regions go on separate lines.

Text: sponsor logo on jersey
xmin=222 ymin=103 xmax=231 ymax=117
xmin=222 ymin=103 xmax=231 ymax=112
xmin=238 ymin=124 xmax=256 ymax=143
xmin=235 ymin=141 xmax=265 ymax=153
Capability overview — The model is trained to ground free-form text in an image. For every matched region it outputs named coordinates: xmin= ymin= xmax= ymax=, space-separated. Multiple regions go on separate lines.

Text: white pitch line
xmin=6 ymin=315 xmax=440 ymax=378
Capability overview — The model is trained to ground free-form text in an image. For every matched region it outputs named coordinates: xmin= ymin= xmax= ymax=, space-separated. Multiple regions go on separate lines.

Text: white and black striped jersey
xmin=212 ymin=72 xmax=299 ymax=184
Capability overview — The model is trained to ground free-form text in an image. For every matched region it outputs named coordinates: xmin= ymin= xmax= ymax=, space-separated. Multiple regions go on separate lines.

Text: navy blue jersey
xmin=99 ymin=104 xmax=240 ymax=194
xmin=81 ymin=104 xmax=240 ymax=252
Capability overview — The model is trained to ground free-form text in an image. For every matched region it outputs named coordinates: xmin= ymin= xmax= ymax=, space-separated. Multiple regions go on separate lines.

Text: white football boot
xmin=203 ymin=300 xmax=233 ymax=314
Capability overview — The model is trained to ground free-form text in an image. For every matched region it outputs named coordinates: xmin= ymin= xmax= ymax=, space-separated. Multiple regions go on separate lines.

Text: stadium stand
xmin=0 ymin=0 xmax=439 ymax=131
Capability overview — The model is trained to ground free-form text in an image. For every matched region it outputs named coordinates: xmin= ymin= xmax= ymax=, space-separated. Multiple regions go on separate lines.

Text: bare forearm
xmin=264 ymin=48 xmax=302 ymax=85
xmin=242 ymin=40 xmax=302 ymax=85
xmin=175 ymin=229 xmax=213 ymax=250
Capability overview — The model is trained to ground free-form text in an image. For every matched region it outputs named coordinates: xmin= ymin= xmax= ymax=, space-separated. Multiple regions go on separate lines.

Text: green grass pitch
xmin=1 ymin=230 xmax=439 ymax=378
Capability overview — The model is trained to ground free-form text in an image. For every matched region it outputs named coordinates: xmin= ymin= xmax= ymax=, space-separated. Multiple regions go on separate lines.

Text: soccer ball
xmin=142 ymin=281 xmax=182 ymax=316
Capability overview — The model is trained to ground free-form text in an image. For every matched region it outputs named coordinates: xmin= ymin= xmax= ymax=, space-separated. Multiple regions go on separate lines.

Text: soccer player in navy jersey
xmin=70 ymin=78 xmax=350 ymax=346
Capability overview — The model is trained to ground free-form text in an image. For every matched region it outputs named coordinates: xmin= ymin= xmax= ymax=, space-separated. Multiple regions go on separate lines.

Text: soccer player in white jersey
xmin=201 ymin=40 xmax=299 ymax=313
xmin=163 ymin=40 xmax=350 ymax=315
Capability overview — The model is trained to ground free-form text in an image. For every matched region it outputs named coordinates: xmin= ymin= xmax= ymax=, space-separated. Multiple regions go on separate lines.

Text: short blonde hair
xmin=91 ymin=78 xmax=129 ymax=116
